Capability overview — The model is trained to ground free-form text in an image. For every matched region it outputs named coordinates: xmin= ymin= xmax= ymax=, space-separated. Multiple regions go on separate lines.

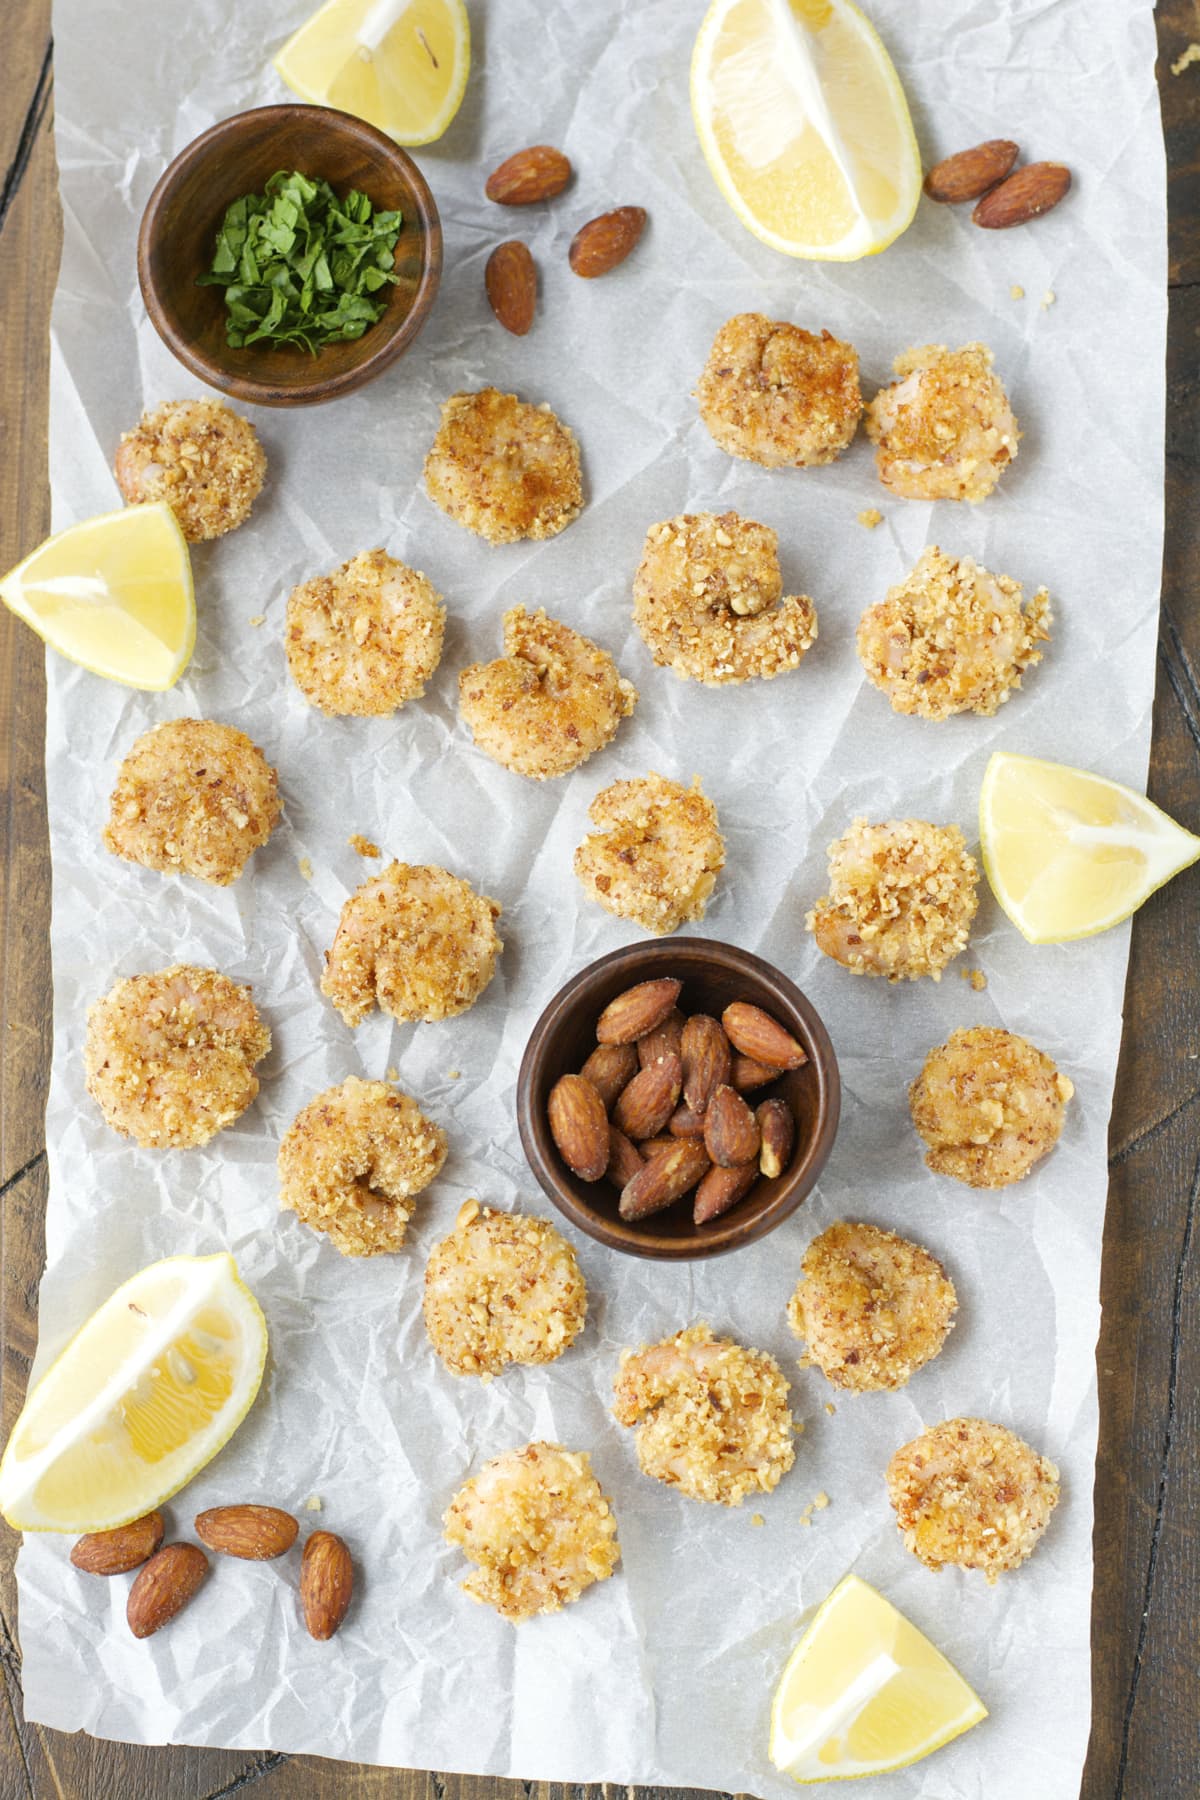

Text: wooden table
xmin=2 ymin=4 xmax=1197 ymax=1795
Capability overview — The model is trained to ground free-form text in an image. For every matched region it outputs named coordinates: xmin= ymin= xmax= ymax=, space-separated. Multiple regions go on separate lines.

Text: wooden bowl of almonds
xmin=516 ymin=939 xmax=840 ymax=1261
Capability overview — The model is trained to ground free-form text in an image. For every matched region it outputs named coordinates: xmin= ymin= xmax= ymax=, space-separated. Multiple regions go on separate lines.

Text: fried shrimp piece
xmin=613 ymin=1322 xmax=795 ymax=1506
xmin=321 ymin=861 xmax=502 ymax=1027
xmin=424 ymin=388 xmax=583 ymax=544
xmin=458 ymin=606 xmax=637 ymax=779
xmin=102 ymin=718 xmax=280 ymax=887
xmin=574 ymin=772 xmax=725 ymax=935
xmin=84 ymin=965 xmax=269 ymax=1149
xmin=787 ymin=1222 xmax=957 ymax=1392
xmin=424 ymin=1200 xmax=587 ymax=1376
xmin=278 ymin=1077 xmax=447 ymax=1257
xmin=807 ymin=818 xmax=979 ymax=982
xmin=857 ymin=547 xmax=1051 ymax=721
xmin=633 ymin=511 xmax=817 ymax=686
xmin=865 ymin=344 xmax=1019 ymax=502
xmin=886 ymin=1417 xmax=1060 ymax=1581
xmin=695 ymin=313 xmax=862 ymax=468
xmin=285 ymin=549 xmax=445 ymax=717
xmin=909 ymin=1026 xmax=1074 ymax=1189
xmin=444 ymin=1441 xmax=620 ymax=1622
xmin=114 ymin=399 xmax=266 ymax=542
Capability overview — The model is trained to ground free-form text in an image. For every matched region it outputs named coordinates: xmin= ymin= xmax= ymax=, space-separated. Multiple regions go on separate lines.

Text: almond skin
xmin=71 ymin=1511 xmax=163 ymax=1576
xmin=668 ymin=1102 xmax=707 ymax=1139
xmin=301 ymin=1531 xmax=353 ymax=1642
xmin=580 ymin=1041 xmax=639 ymax=1111
xmin=548 ymin=1073 xmax=610 ymax=1181
xmin=756 ymin=1098 xmax=796 ymax=1180
xmin=731 ymin=1055 xmax=778 ymax=1094
xmin=681 ymin=1014 xmax=732 ymax=1114
xmin=606 ymin=1125 xmax=646 ymax=1189
xmin=612 ymin=1053 xmax=682 ymax=1141
xmin=923 ymin=139 xmax=1018 ymax=204
xmin=637 ymin=1007 xmax=685 ymax=1069
xmin=722 ymin=1002 xmax=807 ymax=1071
xmin=194 ymin=1504 xmax=299 ymax=1561
xmin=693 ymin=1162 xmax=757 ymax=1226
xmin=485 ymin=144 xmax=572 ymax=205
xmin=704 ymin=1084 xmax=761 ymax=1167
xmin=569 ymin=206 xmax=647 ymax=278
xmin=973 ymin=162 xmax=1071 ymax=229
xmin=619 ymin=1139 xmax=710 ymax=1221
xmin=127 ymin=1543 xmax=208 ymax=1639
xmin=596 ymin=978 xmax=682 ymax=1045
xmin=485 ymin=240 xmax=537 ymax=336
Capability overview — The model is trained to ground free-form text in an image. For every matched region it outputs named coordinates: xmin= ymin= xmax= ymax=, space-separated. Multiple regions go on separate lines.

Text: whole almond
xmin=640 ymin=1135 xmax=679 ymax=1158
xmin=923 ymin=139 xmax=1018 ymax=204
xmin=693 ymin=1163 xmax=758 ymax=1226
xmin=722 ymin=1002 xmax=807 ymax=1071
xmin=127 ymin=1543 xmax=208 ymax=1639
xmin=596 ymin=978 xmax=682 ymax=1045
xmin=619 ymin=1139 xmax=710 ymax=1221
xmin=613 ymin=1053 xmax=682 ymax=1141
xmin=637 ymin=1007 xmax=685 ymax=1069
xmin=973 ymin=162 xmax=1071 ymax=229
xmin=580 ymin=1042 xmax=639 ymax=1111
xmin=681 ymin=1014 xmax=732 ymax=1114
xmin=485 ymin=144 xmax=572 ymax=205
xmin=756 ymin=1098 xmax=796 ymax=1180
xmin=668 ymin=1102 xmax=707 ymax=1139
xmin=569 ymin=206 xmax=647 ymax=278
xmin=71 ymin=1511 xmax=163 ymax=1576
xmin=704 ymin=1084 xmax=761 ymax=1167
xmin=548 ymin=1073 xmax=610 ymax=1181
xmin=731 ymin=1055 xmax=778 ymax=1094
xmin=606 ymin=1125 xmax=646 ymax=1189
xmin=194 ymin=1504 xmax=299 ymax=1561
xmin=485 ymin=240 xmax=537 ymax=336
xmin=301 ymin=1530 xmax=353 ymax=1641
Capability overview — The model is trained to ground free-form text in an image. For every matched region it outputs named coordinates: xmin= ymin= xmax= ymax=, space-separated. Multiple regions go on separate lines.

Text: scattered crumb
xmin=1172 ymin=41 xmax=1200 ymax=75
xmin=825 ymin=1402 xmax=836 ymax=1416
xmin=857 ymin=507 xmax=883 ymax=529
xmin=349 ymin=833 xmax=382 ymax=858
xmin=297 ymin=856 xmax=313 ymax=881
xmin=960 ymin=966 xmax=988 ymax=992
xmin=795 ymin=1419 xmax=806 ymax=1435
xmin=798 ymin=1512 xmax=812 ymax=1528
xmin=751 ymin=1513 xmax=765 ymax=1527
xmin=304 ymin=1495 xmax=323 ymax=1512
xmin=447 ymin=1068 xmax=462 ymax=1080
xmin=813 ymin=1492 xmax=830 ymax=1511
xmin=248 ymin=613 xmax=266 ymax=628
xmin=796 ymin=1353 xmax=813 ymax=1370
xmin=386 ymin=1065 xmax=399 ymax=1083
xmin=1041 ymin=290 xmax=1056 ymax=309
xmin=1009 ymin=284 xmax=1025 ymax=301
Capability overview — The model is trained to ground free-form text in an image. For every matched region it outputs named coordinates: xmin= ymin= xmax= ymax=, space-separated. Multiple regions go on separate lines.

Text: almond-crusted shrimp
xmin=574 ymin=772 xmax=725 ymax=934
xmin=807 ymin=818 xmax=979 ymax=981
xmin=696 ymin=314 xmax=862 ymax=468
xmin=886 ymin=1417 xmax=1060 ymax=1581
xmin=423 ymin=1201 xmax=587 ymax=1376
xmin=424 ymin=388 xmax=583 ymax=543
xmin=865 ymin=344 xmax=1019 ymax=502
xmin=788 ymin=1221 xmax=957 ymax=1392
xmin=909 ymin=1026 xmax=1074 ymax=1188
xmin=285 ymin=549 xmax=445 ymax=717
xmin=114 ymin=399 xmax=266 ymax=541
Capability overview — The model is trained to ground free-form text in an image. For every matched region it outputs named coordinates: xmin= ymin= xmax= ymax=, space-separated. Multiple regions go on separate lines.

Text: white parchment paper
xmin=16 ymin=3 xmax=1166 ymax=1796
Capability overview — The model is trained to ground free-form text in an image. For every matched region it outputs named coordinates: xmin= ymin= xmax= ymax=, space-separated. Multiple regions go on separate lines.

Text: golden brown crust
xmin=696 ymin=313 xmax=862 ymax=468
xmin=909 ymin=1025 xmax=1074 ymax=1188
xmin=886 ymin=1417 xmax=1060 ymax=1580
xmin=807 ymin=818 xmax=979 ymax=982
xmin=788 ymin=1221 xmax=957 ymax=1392
xmin=574 ymin=773 xmax=725 ymax=934
xmin=423 ymin=1201 xmax=587 ymax=1376
xmin=424 ymin=388 xmax=583 ymax=543
xmin=114 ymin=400 xmax=266 ymax=541
xmin=102 ymin=719 xmax=280 ymax=886
xmin=865 ymin=344 xmax=1019 ymax=502
xmin=285 ymin=549 xmax=445 ymax=717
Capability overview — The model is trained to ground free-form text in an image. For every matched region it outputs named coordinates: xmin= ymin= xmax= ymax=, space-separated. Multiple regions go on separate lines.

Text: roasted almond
xmin=580 ymin=1041 xmax=639 ymax=1111
xmin=606 ymin=1125 xmax=645 ymax=1189
xmin=923 ymin=139 xmax=1018 ymax=204
xmin=731 ymin=1055 xmax=778 ymax=1094
xmin=485 ymin=240 xmax=537 ymax=336
xmin=756 ymin=1098 xmax=796 ymax=1180
xmin=637 ymin=1007 xmax=685 ymax=1069
xmin=640 ymin=1135 xmax=679 ymax=1158
xmin=619 ymin=1139 xmax=710 ymax=1221
xmin=612 ymin=1053 xmax=682 ymax=1141
xmin=668 ymin=1102 xmax=707 ymax=1139
xmin=301 ymin=1530 xmax=353 ymax=1641
xmin=704 ymin=1084 xmax=761 ymax=1167
xmin=569 ymin=205 xmax=647 ymax=278
xmin=548 ymin=1073 xmax=610 ymax=1181
xmin=485 ymin=144 xmax=572 ymax=205
xmin=972 ymin=161 xmax=1071 ymax=229
xmin=693 ymin=1162 xmax=757 ymax=1226
xmin=194 ymin=1504 xmax=298 ymax=1561
xmin=127 ymin=1542 xmax=208 ymax=1639
xmin=596 ymin=977 xmax=682 ymax=1045
xmin=680 ymin=1013 xmax=731 ymax=1114
xmin=71 ymin=1511 xmax=163 ymax=1576
xmin=722 ymin=1002 xmax=807 ymax=1071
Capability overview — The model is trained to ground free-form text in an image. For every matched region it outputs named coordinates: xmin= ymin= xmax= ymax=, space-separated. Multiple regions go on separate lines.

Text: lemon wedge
xmin=0 ymin=1254 xmax=267 ymax=1533
xmin=769 ymin=1574 xmax=987 ymax=1782
xmin=0 ymin=502 xmax=194 ymax=691
xmin=275 ymin=0 xmax=470 ymax=145
xmin=690 ymin=0 xmax=922 ymax=260
xmin=980 ymin=751 xmax=1200 ymax=945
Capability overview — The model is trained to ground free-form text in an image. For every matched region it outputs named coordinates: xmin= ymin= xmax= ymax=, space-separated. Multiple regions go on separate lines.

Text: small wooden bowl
xmin=137 ymin=104 xmax=442 ymax=407
xmin=516 ymin=939 xmax=840 ymax=1262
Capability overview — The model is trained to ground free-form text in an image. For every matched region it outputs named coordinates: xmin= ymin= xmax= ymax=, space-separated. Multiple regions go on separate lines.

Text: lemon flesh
xmin=769 ymin=1574 xmax=986 ymax=1782
xmin=980 ymin=751 xmax=1200 ymax=945
xmin=275 ymin=0 xmax=470 ymax=146
xmin=690 ymin=0 xmax=921 ymax=260
xmin=0 ymin=1254 xmax=267 ymax=1533
xmin=0 ymin=502 xmax=194 ymax=691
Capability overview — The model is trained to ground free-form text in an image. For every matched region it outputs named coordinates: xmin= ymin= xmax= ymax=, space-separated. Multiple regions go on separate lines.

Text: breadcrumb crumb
xmin=857 ymin=508 xmax=883 ymax=529
xmin=349 ymin=834 xmax=381 ymax=858
xmin=1172 ymin=41 xmax=1200 ymax=74
xmin=1010 ymin=284 xmax=1025 ymax=300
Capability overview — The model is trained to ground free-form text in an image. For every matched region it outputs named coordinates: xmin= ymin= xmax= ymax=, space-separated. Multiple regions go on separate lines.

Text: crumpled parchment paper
xmin=15 ymin=3 xmax=1166 ymax=1796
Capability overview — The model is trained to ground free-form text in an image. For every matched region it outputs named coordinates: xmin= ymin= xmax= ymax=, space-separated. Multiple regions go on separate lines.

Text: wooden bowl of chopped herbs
xmin=138 ymin=104 xmax=442 ymax=406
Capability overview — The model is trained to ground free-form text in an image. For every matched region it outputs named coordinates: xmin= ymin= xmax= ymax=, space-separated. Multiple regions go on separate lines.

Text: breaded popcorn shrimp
xmin=574 ymin=773 xmax=725 ymax=935
xmin=613 ymin=1322 xmax=795 ymax=1506
xmin=102 ymin=718 xmax=280 ymax=886
xmin=321 ymin=861 xmax=502 ymax=1027
xmin=696 ymin=313 xmax=862 ymax=468
xmin=857 ymin=546 xmax=1051 ymax=720
xmin=114 ymin=399 xmax=266 ymax=541
xmin=633 ymin=511 xmax=817 ymax=686
xmin=788 ymin=1221 xmax=957 ymax=1392
xmin=444 ymin=1442 xmax=620 ymax=1621
xmin=424 ymin=388 xmax=583 ymax=543
xmin=85 ymin=965 xmax=270 ymax=1149
xmin=886 ymin=1417 xmax=1060 ymax=1581
xmin=278 ymin=1077 xmax=447 ymax=1256
xmin=909 ymin=1026 xmax=1074 ymax=1188
xmin=807 ymin=818 xmax=979 ymax=981
xmin=458 ymin=606 xmax=637 ymax=779
xmin=423 ymin=1201 xmax=587 ymax=1377
xmin=285 ymin=549 xmax=445 ymax=717
xmin=865 ymin=344 xmax=1019 ymax=502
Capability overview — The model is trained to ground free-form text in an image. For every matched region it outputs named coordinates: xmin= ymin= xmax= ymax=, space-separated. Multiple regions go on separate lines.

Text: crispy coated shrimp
xmin=787 ymin=1221 xmax=957 ymax=1392
xmin=807 ymin=818 xmax=979 ymax=982
xmin=865 ymin=344 xmax=1019 ymax=502
xmin=695 ymin=313 xmax=862 ymax=468
xmin=573 ymin=772 xmax=725 ymax=935
xmin=909 ymin=1026 xmax=1074 ymax=1188
xmin=285 ymin=549 xmax=445 ymax=717
xmin=886 ymin=1417 xmax=1060 ymax=1581
xmin=423 ymin=1200 xmax=587 ymax=1377
xmin=424 ymin=388 xmax=583 ymax=543
xmin=114 ymin=399 xmax=266 ymax=541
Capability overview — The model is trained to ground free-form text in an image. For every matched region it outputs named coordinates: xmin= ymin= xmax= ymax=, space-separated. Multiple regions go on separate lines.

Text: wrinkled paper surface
xmin=18 ymin=3 xmax=1166 ymax=1796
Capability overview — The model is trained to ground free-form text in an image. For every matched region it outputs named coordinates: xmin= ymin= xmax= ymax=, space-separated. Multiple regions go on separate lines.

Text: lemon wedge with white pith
xmin=0 ymin=502 xmax=194 ymax=690
xmin=691 ymin=0 xmax=922 ymax=261
xmin=275 ymin=0 xmax=470 ymax=146
xmin=0 ymin=1254 xmax=267 ymax=1533
xmin=980 ymin=752 xmax=1200 ymax=945
xmin=769 ymin=1575 xmax=987 ymax=1782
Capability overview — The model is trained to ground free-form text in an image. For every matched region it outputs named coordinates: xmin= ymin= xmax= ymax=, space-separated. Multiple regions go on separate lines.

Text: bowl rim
xmin=516 ymin=936 xmax=841 ymax=1261
xmin=136 ymin=102 xmax=443 ymax=407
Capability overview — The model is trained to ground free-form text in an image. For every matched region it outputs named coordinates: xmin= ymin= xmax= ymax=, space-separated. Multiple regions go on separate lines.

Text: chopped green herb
xmin=198 ymin=170 xmax=403 ymax=354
